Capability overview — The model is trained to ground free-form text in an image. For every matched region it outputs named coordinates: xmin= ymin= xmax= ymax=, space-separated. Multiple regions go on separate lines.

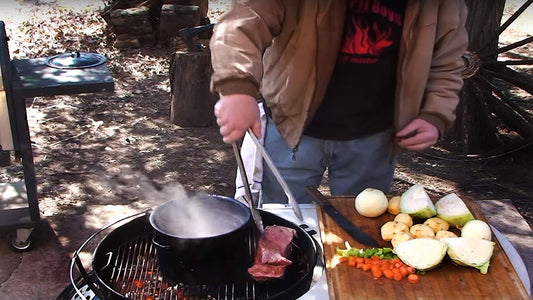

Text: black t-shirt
xmin=305 ymin=0 xmax=406 ymax=140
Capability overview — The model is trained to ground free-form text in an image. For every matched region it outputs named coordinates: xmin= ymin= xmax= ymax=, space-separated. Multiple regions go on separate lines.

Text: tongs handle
xmin=232 ymin=142 xmax=264 ymax=234
xmin=246 ymin=129 xmax=304 ymax=221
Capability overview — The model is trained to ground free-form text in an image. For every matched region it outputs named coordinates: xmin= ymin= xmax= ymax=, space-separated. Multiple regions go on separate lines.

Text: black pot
xmin=148 ymin=194 xmax=253 ymax=283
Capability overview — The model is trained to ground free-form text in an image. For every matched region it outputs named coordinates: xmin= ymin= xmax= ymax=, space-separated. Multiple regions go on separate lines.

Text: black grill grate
xmin=107 ymin=234 xmax=258 ymax=300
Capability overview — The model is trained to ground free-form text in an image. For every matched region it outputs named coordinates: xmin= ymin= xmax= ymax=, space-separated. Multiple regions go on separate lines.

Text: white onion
xmin=354 ymin=188 xmax=388 ymax=217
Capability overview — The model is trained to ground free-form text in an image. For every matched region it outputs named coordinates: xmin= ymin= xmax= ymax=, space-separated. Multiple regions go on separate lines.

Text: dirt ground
xmin=0 ymin=1 xmax=531 ymax=231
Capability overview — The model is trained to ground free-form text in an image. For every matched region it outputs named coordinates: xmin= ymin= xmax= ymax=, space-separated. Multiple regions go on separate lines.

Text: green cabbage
xmin=394 ymin=238 xmax=447 ymax=271
xmin=445 ymin=237 xmax=495 ymax=274
xmin=435 ymin=193 xmax=474 ymax=227
xmin=400 ymin=184 xmax=436 ymax=219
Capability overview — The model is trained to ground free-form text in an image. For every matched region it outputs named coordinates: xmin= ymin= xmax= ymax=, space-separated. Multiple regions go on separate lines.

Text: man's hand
xmin=396 ymin=118 xmax=439 ymax=151
xmin=214 ymin=94 xmax=262 ymax=143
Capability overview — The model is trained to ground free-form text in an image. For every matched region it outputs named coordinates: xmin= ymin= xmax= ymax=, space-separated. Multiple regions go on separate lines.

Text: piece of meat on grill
xmin=247 ymin=263 xmax=287 ymax=281
xmin=256 ymin=225 xmax=296 ymax=265
xmin=248 ymin=225 xmax=297 ymax=281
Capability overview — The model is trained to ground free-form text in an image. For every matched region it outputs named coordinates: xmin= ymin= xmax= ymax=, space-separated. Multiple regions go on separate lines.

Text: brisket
xmin=248 ymin=225 xmax=297 ymax=281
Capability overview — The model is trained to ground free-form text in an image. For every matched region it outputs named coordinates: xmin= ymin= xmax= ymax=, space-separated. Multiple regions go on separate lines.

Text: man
xmin=210 ymin=0 xmax=468 ymax=204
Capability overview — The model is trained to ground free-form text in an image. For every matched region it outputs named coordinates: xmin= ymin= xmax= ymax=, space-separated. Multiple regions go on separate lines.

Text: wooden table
xmin=316 ymin=193 xmax=530 ymax=300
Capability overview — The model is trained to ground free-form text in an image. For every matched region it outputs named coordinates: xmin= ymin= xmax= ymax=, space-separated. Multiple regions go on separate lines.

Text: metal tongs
xmin=246 ymin=129 xmax=303 ymax=221
xmin=232 ymin=129 xmax=304 ymax=233
xmin=232 ymin=142 xmax=264 ymax=234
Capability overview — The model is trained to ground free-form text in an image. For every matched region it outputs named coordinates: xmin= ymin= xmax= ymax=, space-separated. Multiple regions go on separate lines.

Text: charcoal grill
xmin=67 ymin=209 xmax=321 ymax=300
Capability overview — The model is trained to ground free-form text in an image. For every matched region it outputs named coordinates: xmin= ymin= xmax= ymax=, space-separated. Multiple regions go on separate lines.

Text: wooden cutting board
xmin=316 ymin=193 xmax=530 ymax=300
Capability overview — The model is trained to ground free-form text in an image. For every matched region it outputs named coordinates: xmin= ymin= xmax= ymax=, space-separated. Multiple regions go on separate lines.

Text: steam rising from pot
xmin=139 ymin=178 xmax=250 ymax=239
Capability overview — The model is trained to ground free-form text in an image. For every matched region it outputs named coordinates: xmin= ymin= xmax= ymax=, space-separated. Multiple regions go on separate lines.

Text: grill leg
xmin=12 ymin=227 xmax=32 ymax=250
xmin=6 ymin=228 xmax=32 ymax=251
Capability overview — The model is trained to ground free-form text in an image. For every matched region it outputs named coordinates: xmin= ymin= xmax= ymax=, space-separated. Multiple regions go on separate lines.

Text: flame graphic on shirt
xmin=341 ymin=17 xmax=393 ymax=56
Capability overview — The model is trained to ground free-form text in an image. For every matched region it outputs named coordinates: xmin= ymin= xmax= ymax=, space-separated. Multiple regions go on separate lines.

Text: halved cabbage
xmin=435 ymin=193 xmax=474 ymax=227
xmin=394 ymin=238 xmax=447 ymax=271
xmin=445 ymin=237 xmax=495 ymax=274
xmin=400 ymin=184 xmax=436 ymax=219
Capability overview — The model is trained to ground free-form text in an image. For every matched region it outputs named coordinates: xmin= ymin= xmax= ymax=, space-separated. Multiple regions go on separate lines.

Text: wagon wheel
xmin=424 ymin=0 xmax=533 ymax=160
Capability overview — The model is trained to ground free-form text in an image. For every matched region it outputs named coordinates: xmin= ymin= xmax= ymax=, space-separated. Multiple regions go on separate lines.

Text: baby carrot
xmin=371 ymin=265 xmax=383 ymax=279
xmin=399 ymin=266 xmax=409 ymax=277
xmin=392 ymin=268 xmax=403 ymax=281
xmin=383 ymin=269 xmax=394 ymax=279
xmin=408 ymin=274 xmax=420 ymax=284
xmin=348 ymin=256 xmax=357 ymax=267
xmin=362 ymin=263 xmax=372 ymax=271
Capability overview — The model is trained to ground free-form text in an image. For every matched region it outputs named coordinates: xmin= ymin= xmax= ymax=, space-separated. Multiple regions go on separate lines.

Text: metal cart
xmin=0 ymin=20 xmax=114 ymax=250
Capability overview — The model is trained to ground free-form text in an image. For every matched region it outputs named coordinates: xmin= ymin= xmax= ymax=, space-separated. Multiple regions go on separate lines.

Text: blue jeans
xmin=261 ymin=118 xmax=396 ymax=204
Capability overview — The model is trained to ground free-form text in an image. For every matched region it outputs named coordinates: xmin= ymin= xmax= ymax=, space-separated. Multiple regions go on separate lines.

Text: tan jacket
xmin=210 ymin=0 xmax=469 ymax=149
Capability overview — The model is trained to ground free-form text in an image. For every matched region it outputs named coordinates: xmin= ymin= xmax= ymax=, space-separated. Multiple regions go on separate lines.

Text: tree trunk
xmin=169 ymin=51 xmax=217 ymax=127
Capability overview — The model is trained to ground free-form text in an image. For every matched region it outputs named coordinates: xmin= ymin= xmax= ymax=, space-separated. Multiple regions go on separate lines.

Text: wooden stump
xmin=108 ymin=6 xmax=154 ymax=35
xmin=170 ymin=51 xmax=218 ymax=127
xmin=159 ymin=4 xmax=200 ymax=40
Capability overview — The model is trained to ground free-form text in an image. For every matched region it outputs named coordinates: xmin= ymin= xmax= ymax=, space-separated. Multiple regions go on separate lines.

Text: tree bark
xmin=169 ymin=51 xmax=218 ymax=127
